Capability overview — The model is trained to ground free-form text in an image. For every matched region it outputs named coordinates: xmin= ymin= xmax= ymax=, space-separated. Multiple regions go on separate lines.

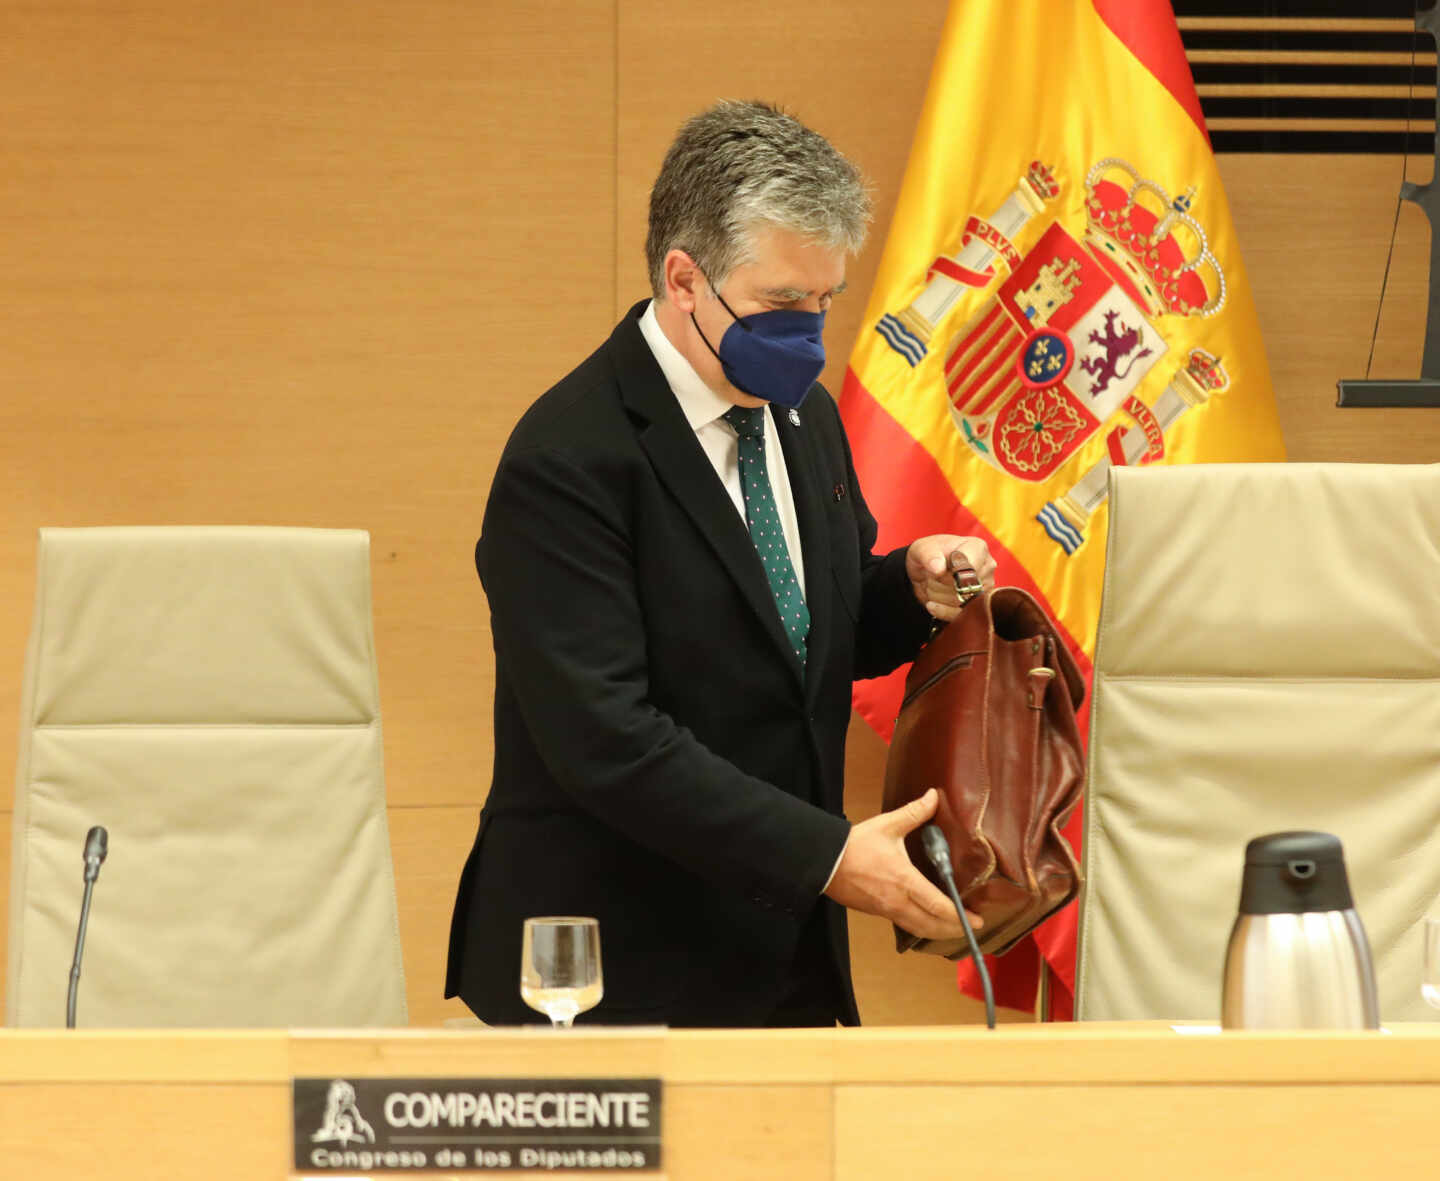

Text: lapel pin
xmin=833 ymin=482 xmax=847 ymax=502
xmin=788 ymin=409 xmax=801 ymax=426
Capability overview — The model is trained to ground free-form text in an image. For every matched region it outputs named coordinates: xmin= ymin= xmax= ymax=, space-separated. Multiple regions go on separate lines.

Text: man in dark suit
xmin=446 ymin=100 xmax=994 ymax=1027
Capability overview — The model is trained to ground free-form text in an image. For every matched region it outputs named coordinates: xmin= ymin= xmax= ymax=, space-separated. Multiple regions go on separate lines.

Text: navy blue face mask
xmin=690 ymin=283 xmax=826 ymax=409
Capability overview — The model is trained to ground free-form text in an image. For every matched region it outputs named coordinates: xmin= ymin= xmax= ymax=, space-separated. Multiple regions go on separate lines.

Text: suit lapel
xmin=610 ymin=307 xmax=805 ymax=688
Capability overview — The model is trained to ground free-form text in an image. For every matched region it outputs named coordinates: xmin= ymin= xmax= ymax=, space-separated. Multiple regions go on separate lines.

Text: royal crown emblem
xmin=1082 ymin=157 xmax=1226 ymax=320
xmin=875 ymin=157 xmax=1233 ymax=554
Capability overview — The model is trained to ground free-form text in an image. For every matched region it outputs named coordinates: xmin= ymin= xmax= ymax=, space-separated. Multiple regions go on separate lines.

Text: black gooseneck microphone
xmin=66 ymin=825 xmax=108 ymax=1030
xmin=920 ymin=823 xmax=996 ymax=1030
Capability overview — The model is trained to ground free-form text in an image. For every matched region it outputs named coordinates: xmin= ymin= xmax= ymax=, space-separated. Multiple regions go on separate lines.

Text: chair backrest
xmin=7 ymin=526 xmax=407 ymax=1027
xmin=1075 ymin=463 xmax=1440 ymax=1022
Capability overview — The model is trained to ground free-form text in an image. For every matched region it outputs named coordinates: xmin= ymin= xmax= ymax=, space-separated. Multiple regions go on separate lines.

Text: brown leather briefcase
xmin=882 ymin=559 xmax=1087 ymax=960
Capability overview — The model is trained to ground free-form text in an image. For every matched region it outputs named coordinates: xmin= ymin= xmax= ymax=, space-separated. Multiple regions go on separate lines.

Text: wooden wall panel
xmin=0 ymin=1083 xmax=286 ymax=1178
xmin=0 ymin=0 xmax=617 ymax=815
xmin=1217 ymin=154 xmax=1440 ymax=461
xmin=2 ymin=1 xmax=1437 ymax=1030
xmin=0 ymin=811 xmax=8 ymax=1023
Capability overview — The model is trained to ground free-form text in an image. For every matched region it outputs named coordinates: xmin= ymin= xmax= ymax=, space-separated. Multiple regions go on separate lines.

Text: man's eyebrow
xmin=760 ymin=286 xmax=809 ymax=301
xmin=761 ymin=281 xmax=849 ymax=300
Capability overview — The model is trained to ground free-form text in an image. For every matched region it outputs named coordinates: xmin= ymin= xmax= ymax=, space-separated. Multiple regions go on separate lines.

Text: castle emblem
xmin=875 ymin=157 xmax=1232 ymax=553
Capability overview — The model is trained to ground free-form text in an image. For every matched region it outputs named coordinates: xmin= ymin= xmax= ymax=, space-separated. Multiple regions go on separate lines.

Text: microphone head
xmin=83 ymin=826 xmax=108 ymax=866
xmin=919 ymin=823 xmax=952 ymax=873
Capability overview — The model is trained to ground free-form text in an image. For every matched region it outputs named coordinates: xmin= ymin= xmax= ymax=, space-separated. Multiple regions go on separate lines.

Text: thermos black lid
xmin=1237 ymin=831 xmax=1356 ymax=914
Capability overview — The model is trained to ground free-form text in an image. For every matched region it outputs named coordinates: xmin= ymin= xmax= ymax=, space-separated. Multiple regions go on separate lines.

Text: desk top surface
xmin=4 ymin=1021 xmax=1439 ymax=1085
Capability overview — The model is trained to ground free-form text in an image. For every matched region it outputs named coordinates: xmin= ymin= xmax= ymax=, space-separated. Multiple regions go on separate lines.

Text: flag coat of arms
xmin=840 ymin=0 xmax=1286 ymax=1017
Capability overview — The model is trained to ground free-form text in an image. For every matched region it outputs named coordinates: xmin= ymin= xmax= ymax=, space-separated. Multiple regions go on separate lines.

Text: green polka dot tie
xmin=722 ymin=406 xmax=809 ymax=666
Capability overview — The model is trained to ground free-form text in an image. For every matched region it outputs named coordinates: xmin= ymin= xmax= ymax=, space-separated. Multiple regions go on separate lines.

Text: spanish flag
xmin=840 ymin=0 xmax=1286 ymax=1018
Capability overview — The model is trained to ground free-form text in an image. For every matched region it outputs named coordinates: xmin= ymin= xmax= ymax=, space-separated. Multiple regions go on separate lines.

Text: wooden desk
xmin=2 ymin=1023 xmax=1437 ymax=1179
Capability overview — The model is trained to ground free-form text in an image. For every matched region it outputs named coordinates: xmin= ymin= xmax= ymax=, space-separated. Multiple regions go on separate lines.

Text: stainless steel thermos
xmin=1221 ymin=831 xmax=1380 ymax=1030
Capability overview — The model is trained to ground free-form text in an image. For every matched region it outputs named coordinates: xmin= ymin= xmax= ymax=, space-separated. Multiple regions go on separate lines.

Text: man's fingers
xmin=896 ymin=873 xmax=984 ymax=940
xmin=910 ymin=875 xmax=959 ymax=921
xmin=884 ymin=787 xmax=938 ymax=834
xmin=910 ymin=537 xmax=960 ymax=582
xmin=918 ymin=574 xmax=962 ymax=601
xmin=914 ymin=871 xmax=983 ymax=927
xmin=825 ymin=801 xmax=989 ymax=940
xmin=949 ymin=541 xmax=996 ymax=588
xmin=919 ymin=571 xmax=965 ymax=619
xmin=913 ymin=870 xmax=982 ymax=928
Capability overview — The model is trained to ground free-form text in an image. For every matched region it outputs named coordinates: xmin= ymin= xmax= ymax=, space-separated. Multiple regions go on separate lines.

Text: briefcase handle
xmin=949 ymin=551 xmax=985 ymax=606
xmin=926 ymin=551 xmax=985 ymax=641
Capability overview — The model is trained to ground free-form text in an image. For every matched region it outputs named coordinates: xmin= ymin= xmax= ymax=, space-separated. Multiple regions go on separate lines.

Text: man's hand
xmin=906 ymin=535 xmax=996 ymax=623
xmin=823 ymin=788 xmax=981 ymax=941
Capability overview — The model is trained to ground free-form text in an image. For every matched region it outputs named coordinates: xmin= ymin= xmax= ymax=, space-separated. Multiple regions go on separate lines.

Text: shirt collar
xmin=638 ymin=300 xmax=739 ymax=433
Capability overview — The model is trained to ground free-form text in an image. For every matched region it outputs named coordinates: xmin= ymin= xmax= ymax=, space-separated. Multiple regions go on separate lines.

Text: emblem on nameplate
xmin=293 ymin=1076 xmax=663 ymax=1173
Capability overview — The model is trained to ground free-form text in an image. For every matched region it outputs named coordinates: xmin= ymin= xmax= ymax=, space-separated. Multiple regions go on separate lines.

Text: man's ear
xmin=664 ymin=249 xmax=702 ymax=313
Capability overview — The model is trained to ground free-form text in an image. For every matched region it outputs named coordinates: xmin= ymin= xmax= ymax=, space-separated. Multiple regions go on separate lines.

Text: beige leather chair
xmin=7 ymin=527 xmax=407 ymax=1027
xmin=1075 ymin=463 xmax=1440 ymax=1023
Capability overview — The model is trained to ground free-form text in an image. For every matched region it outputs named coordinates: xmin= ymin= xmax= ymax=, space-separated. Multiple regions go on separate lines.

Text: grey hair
xmin=645 ymin=100 xmax=871 ymax=300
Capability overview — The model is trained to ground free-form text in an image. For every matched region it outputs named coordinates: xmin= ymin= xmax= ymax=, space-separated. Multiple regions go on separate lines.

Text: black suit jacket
xmin=445 ymin=302 xmax=932 ymax=1026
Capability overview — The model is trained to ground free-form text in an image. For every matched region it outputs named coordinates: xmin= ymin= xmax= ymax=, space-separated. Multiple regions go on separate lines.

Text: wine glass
xmin=520 ymin=916 xmax=603 ymax=1027
xmin=1423 ymin=917 xmax=1440 ymax=1011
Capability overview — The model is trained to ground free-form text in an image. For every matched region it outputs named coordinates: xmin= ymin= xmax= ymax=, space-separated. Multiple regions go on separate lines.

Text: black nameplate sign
xmin=292 ymin=1077 xmax=662 ymax=1173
